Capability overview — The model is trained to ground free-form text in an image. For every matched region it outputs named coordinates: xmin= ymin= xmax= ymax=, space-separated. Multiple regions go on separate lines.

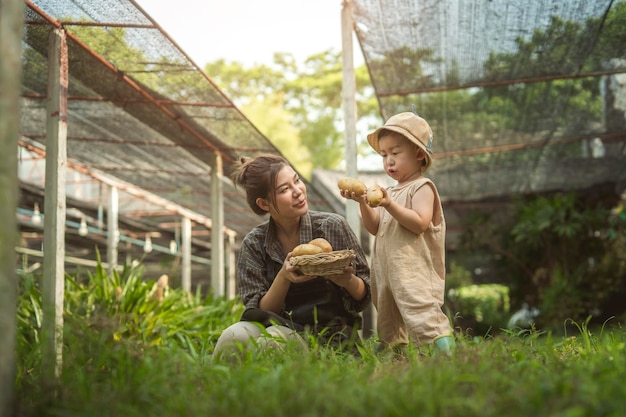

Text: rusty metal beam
xmin=378 ymin=68 xmax=626 ymax=97
xmin=25 ymin=1 xmax=235 ymax=163
xmin=434 ymin=131 xmax=625 ymax=159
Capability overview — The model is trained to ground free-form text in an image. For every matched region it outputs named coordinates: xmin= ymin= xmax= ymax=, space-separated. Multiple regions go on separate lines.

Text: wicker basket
xmin=290 ymin=250 xmax=355 ymax=276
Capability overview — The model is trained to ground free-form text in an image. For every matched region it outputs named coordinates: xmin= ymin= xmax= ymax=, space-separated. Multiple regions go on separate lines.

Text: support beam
xmin=226 ymin=233 xmax=236 ymax=299
xmin=41 ymin=28 xmax=68 ymax=382
xmin=107 ymin=185 xmax=119 ymax=274
xmin=341 ymin=0 xmax=360 ymax=236
xmin=181 ymin=216 xmax=192 ymax=292
xmin=210 ymin=153 xmax=225 ymax=297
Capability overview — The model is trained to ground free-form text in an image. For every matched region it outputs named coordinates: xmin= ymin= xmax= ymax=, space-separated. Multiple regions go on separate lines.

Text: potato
xmin=350 ymin=179 xmax=368 ymax=195
xmin=367 ymin=184 xmax=384 ymax=207
xmin=308 ymin=238 xmax=333 ymax=252
xmin=292 ymin=243 xmax=324 ymax=256
xmin=337 ymin=177 xmax=353 ymax=191
xmin=338 ymin=177 xmax=367 ymax=195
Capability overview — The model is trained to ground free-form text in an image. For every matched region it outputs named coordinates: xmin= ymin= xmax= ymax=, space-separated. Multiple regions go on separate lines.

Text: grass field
xmin=14 ymin=264 xmax=626 ymax=417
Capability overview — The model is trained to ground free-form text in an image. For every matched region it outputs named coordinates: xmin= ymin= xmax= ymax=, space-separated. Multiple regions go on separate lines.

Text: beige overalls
xmin=371 ymin=177 xmax=452 ymax=346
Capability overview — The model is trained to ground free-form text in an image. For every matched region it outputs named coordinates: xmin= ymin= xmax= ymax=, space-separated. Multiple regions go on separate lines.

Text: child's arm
xmin=359 ymin=197 xmax=379 ymax=235
xmin=383 ymin=184 xmax=434 ymax=235
xmin=340 ymin=189 xmax=380 ymax=235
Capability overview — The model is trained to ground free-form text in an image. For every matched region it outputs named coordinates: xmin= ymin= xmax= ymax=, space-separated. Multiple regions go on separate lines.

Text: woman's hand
xmin=282 ymin=252 xmax=318 ymax=283
xmin=326 ymin=262 xmax=367 ymax=301
xmin=325 ymin=263 xmax=356 ymax=288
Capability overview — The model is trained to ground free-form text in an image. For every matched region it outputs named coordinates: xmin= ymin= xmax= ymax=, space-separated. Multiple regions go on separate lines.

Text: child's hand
xmin=339 ymin=189 xmax=367 ymax=204
xmin=370 ymin=187 xmax=391 ymax=208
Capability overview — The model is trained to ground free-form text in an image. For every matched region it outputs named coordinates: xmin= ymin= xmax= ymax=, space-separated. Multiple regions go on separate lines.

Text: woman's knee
xmin=212 ymin=321 xmax=263 ymax=359
xmin=259 ymin=325 xmax=307 ymax=350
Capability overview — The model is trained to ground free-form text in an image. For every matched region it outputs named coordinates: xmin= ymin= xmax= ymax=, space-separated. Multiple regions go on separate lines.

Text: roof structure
xmin=18 ymin=0 xmax=626 ymax=276
xmin=351 ymin=0 xmax=626 ymax=201
xmin=18 ymin=0 xmax=335 ymax=271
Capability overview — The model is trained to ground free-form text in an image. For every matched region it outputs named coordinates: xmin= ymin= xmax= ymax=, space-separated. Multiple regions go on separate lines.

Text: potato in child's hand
xmin=367 ymin=184 xmax=384 ymax=207
xmin=338 ymin=177 xmax=367 ymax=195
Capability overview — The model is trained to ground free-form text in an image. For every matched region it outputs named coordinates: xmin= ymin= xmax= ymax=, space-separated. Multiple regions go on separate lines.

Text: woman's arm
xmin=258 ymin=257 xmax=316 ymax=313
xmin=317 ymin=213 xmax=371 ymax=311
xmin=325 ymin=266 xmax=367 ymax=301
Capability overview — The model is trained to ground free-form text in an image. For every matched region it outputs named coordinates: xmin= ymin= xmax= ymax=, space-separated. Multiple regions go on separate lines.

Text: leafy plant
xmin=16 ymin=287 xmax=626 ymax=417
xmin=448 ymin=284 xmax=511 ymax=336
xmin=456 ymin=191 xmax=626 ymax=330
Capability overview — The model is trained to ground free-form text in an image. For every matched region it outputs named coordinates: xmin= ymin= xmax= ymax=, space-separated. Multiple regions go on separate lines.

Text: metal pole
xmin=42 ymin=28 xmax=68 ymax=382
xmin=341 ymin=0 xmax=360 ymax=236
xmin=107 ymin=185 xmax=119 ymax=274
xmin=210 ymin=153 xmax=225 ymax=297
xmin=181 ymin=216 xmax=192 ymax=291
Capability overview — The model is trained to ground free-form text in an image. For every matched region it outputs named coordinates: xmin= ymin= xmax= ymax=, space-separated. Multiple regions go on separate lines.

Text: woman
xmin=212 ymin=154 xmax=371 ymax=359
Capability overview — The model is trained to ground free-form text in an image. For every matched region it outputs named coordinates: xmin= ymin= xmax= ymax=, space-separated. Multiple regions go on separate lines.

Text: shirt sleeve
xmin=339 ymin=216 xmax=372 ymax=314
xmin=236 ymin=232 xmax=271 ymax=309
xmin=313 ymin=212 xmax=372 ymax=314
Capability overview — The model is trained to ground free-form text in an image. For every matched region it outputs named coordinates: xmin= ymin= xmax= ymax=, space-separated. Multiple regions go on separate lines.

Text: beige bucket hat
xmin=367 ymin=112 xmax=434 ymax=170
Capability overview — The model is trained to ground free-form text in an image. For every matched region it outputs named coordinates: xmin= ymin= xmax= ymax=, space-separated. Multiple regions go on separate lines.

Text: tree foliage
xmin=204 ymin=50 xmax=378 ymax=174
xmin=459 ymin=192 xmax=626 ymax=329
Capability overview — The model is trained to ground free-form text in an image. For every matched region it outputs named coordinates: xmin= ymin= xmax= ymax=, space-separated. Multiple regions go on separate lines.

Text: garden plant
xmin=14 ymin=257 xmax=626 ymax=417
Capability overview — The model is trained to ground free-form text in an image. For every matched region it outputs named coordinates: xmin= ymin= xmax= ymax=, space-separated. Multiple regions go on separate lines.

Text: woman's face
xmin=268 ymin=165 xmax=308 ymax=218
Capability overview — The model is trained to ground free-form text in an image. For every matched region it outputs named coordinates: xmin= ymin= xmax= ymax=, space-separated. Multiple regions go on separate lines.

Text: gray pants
xmin=212 ymin=321 xmax=306 ymax=360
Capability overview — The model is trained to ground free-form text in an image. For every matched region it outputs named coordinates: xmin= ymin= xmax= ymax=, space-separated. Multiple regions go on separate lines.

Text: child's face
xmin=378 ymin=132 xmax=426 ymax=183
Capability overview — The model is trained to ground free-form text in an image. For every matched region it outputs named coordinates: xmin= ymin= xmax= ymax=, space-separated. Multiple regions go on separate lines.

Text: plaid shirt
xmin=237 ymin=211 xmax=371 ymax=325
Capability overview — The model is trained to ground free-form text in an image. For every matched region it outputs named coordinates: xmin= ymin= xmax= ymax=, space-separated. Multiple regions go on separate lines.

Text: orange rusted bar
xmin=25 ymin=1 xmax=235 ymax=163
xmin=378 ymin=68 xmax=626 ymax=97
xmin=434 ymin=131 xmax=624 ymax=159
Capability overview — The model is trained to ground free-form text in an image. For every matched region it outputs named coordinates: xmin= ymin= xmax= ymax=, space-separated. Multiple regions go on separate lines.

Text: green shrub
xmin=454 ymin=192 xmax=626 ymax=330
xmin=448 ymin=284 xmax=511 ymax=334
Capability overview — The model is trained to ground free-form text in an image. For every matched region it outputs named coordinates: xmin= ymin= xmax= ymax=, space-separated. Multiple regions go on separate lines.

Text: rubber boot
xmin=433 ymin=335 xmax=456 ymax=357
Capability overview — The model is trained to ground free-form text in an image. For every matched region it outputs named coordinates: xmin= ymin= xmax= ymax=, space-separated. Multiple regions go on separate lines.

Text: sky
xmin=135 ymin=0 xmax=360 ymax=68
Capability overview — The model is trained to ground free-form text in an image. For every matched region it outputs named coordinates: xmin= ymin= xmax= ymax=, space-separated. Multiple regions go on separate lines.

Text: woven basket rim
xmin=290 ymin=249 xmax=355 ymax=276
xmin=289 ymin=249 xmax=355 ymax=266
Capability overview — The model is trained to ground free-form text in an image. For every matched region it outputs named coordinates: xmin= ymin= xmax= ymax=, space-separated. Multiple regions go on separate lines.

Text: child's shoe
xmin=433 ymin=335 xmax=456 ymax=357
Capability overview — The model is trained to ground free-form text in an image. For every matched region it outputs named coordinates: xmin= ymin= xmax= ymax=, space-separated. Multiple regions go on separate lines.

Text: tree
xmin=241 ymin=94 xmax=313 ymax=177
xmin=204 ymin=49 xmax=378 ymax=173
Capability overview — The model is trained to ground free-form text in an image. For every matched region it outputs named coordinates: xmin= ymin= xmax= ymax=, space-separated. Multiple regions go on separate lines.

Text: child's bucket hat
xmin=367 ymin=112 xmax=434 ymax=170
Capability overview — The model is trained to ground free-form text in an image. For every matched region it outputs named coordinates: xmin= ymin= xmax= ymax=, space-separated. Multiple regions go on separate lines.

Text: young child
xmin=341 ymin=112 xmax=455 ymax=355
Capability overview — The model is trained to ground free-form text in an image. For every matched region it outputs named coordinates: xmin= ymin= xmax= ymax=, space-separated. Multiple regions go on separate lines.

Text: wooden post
xmin=210 ymin=153 xmax=225 ymax=297
xmin=342 ymin=0 xmax=376 ymax=339
xmin=0 ymin=0 xmax=25 ymax=413
xmin=181 ymin=216 xmax=192 ymax=292
xmin=107 ymin=185 xmax=119 ymax=275
xmin=341 ymin=0 xmax=360 ymax=236
xmin=41 ymin=28 xmax=68 ymax=382
xmin=226 ymin=232 xmax=236 ymax=299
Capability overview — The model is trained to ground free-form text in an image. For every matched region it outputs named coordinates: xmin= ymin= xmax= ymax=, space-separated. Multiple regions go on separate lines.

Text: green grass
xmin=14 ymin=263 xmax=626 ymax=417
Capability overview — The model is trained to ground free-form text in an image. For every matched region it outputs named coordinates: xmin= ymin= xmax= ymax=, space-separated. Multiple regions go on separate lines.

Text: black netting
xmin=21 ymin=0 xmax=335 ymax=246
xmin=353 ymin=0 xmax=626 ymax=201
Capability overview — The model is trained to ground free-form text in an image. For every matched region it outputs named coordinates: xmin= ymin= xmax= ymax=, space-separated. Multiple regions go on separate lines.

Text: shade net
xmin=20 ymin=0 xmax=335 ymax=248
xmin=352 ymin=0 xmax=626 ymax=201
